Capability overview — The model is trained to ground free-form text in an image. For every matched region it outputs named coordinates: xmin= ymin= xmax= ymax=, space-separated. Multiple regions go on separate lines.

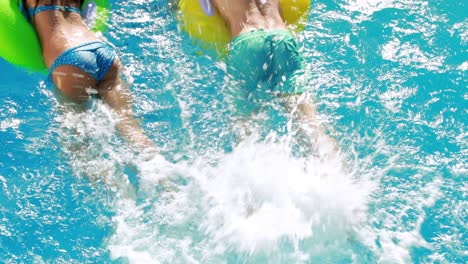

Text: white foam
xmin=381 ymin=38 xmax=444 ymax=70
xmin=360 ymin=177 xmax=443 ymax=263
xmin=192 ymin=137 xmax=370 ymax=254
xmin=343 ymin=0 xmax=402 ymax=19
xmin=108 ymin=199 xmax=161 ymax=264
xmin=105 ymin=133 xmax=372 ymax=262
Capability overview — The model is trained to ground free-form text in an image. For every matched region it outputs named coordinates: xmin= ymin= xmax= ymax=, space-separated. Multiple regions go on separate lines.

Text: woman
xmin=20 ymin=0 xmax=155 ymax=152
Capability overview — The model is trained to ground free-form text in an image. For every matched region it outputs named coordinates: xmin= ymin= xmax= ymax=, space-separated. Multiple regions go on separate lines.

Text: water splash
xmin=107 ymin=133 xmax=372 ymax=263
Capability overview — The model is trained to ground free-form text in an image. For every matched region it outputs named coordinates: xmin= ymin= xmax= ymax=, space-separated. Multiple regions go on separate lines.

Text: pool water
xmin=0 ymin=0 xmax=466 ymax=263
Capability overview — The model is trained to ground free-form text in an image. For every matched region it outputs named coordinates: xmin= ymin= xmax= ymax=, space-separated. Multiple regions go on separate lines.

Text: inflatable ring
xmin=0 ymin=0 xmax=110 ymax=72
xmin=178 ymin=0 xmax=311 ymax=54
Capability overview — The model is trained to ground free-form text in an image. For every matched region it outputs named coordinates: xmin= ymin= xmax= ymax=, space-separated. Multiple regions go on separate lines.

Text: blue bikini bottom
xmin=45 ymin=41 xmax=116 ymax=87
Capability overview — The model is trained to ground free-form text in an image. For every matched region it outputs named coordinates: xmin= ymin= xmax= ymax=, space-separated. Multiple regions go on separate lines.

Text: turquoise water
xmin=0 ymin=0 xmax=466 ymax=263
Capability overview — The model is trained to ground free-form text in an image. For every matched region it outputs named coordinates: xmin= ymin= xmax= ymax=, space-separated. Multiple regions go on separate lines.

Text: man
xmin=210 ymin=0 xmax=302 ymax=92
xmin=208 ymin=0 xmax=338 ymax=157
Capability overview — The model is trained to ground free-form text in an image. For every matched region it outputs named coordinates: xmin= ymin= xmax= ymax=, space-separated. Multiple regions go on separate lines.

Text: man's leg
xmin=283 ymin=92 xmax=339 ymax=159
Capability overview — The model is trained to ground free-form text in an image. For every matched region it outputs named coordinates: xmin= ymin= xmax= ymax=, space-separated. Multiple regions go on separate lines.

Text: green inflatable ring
xmin=0 ymin=0 xmax=110 ymax=72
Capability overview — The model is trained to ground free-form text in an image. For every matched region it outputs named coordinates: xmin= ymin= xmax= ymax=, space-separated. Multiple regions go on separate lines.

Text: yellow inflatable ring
xmin=178 ymin=0 xmax=311 ymax=54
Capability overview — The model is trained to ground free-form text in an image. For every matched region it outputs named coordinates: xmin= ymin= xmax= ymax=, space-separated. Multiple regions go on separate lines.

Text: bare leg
xmin=284 ymin=93 xmax=339 ymax=159
xmin=53 ymin=60 xmax=155 ymax=153
xmin=97 ymin=59 xmax=156 ymax=153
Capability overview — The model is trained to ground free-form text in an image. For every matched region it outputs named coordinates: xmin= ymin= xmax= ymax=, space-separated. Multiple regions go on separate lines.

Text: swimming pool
xmin=0 ymin=0 xmax=466 ymax=263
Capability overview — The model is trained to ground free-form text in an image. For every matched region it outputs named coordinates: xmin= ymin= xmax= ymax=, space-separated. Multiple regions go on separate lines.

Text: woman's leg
xmin=97 ymin=59 xmax=156 ymax=152
xmin=52 ymin=60 xmax=155 ymax=153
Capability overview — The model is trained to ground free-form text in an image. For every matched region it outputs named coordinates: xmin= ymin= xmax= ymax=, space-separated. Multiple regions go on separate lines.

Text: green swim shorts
xmin=226 ymin=29 xmax=305 ymax=95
